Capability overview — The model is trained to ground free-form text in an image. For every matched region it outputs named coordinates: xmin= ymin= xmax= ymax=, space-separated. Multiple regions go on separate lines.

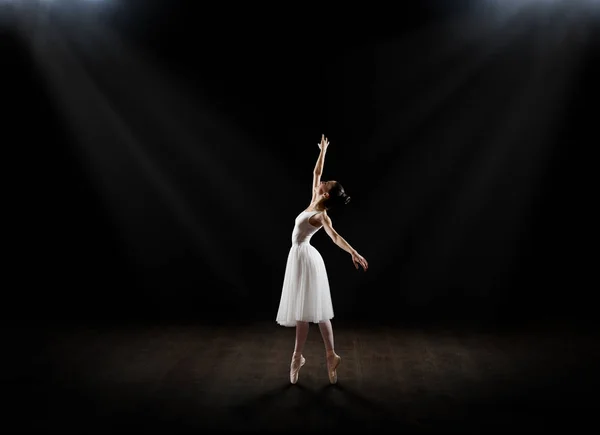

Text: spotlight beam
xmin=44 ymin=6 xmax=293 ymax=268
xmin=356 ymin=13 xmax=538 ymax=277
xmin=427 ymin=6 xmax=588 ymax=288
xmin=18 ymin=8 xmax=246 ymax=293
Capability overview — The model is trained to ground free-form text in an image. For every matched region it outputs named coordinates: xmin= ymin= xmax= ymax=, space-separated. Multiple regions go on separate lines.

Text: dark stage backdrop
xmin=3 ymin=1 xmax=596 ymax=328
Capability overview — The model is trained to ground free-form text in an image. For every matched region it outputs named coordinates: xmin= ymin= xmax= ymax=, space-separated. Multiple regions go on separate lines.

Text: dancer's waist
xmin=291 ymin=240 xmax=312 ymax=246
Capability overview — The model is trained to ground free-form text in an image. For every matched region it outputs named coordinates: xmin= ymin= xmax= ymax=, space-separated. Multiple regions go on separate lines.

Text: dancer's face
xmin=318 ymin=180 xmax=335 ymax=198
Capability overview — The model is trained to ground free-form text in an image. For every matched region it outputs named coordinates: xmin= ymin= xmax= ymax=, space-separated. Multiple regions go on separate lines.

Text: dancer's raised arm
xmin=312 ymin=134 xmax=329 ymax=202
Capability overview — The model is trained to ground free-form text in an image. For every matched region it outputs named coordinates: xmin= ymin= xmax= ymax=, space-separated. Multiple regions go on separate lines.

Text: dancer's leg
xmin=319 ymin=319 xmax=341 ymax=384
xmin=318 ymin=319 xmax=335 ymax=352
xmin=290 ymin=321 xmax=309 ymax=384
xmin=293 ymin=321 xmax=309 ymax=355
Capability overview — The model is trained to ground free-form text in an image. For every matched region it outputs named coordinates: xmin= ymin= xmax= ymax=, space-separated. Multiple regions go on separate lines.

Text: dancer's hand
xmin=318 ymin=134 xmax=329 ymax=151
xmin=351 ymin=251 xmax=368 ymax=272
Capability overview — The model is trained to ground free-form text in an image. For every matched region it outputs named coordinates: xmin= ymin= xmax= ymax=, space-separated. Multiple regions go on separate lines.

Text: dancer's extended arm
xmin=312 ymin=134 xmax=329 ymax=201
xmin=321 ymin=212 xmax=369 ymax=272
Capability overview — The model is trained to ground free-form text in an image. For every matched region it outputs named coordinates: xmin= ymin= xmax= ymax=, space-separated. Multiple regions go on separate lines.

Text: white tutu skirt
xmin=276 ymin=243 xmax=334 ymax=327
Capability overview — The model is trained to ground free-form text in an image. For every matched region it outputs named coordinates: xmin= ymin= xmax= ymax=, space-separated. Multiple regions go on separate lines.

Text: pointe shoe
xmin=326 ymin=352 xmax=341 ymax=384
xmin=290 ymin=354 xmax=306 ymax=384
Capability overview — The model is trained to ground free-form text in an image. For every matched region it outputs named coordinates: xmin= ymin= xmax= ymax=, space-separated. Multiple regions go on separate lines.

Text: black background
xmin=3 ymin=0 xmax=597 ymax=329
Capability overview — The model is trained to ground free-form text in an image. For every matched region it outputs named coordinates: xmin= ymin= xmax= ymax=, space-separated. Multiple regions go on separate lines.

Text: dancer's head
xmin=317 ymin=180 xmax=351 ymax=211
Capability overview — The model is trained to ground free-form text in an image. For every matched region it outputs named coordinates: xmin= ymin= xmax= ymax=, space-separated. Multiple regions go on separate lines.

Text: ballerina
xmin=276 ymin=134 xmax=369 ymax=384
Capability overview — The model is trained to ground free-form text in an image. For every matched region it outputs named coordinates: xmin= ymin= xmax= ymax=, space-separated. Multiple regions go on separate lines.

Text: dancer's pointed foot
xmin=290 ymin=353 xmax=306 ymax=384
xmin=326 ymin=351 xmax=341 ymax=384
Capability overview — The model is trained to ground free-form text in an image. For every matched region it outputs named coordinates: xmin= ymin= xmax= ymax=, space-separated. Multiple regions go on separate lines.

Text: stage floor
xmin=4 ymin=320 xmax=599 ymax=433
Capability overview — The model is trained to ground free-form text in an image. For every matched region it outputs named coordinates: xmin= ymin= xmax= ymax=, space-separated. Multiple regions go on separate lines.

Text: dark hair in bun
xmin=324 ymin=181 xmax=351 ymax=211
